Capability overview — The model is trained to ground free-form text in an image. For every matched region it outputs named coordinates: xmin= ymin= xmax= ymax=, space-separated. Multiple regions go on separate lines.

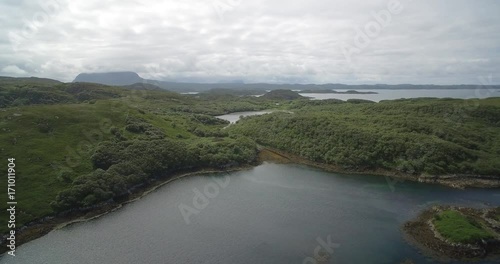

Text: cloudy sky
xmin=1 ymin=0 xmax=499 ymax=84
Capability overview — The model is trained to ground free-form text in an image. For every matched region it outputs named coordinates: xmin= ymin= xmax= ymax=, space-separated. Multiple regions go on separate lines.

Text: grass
xmin=434 ymin=210 xmax=494 ymax=244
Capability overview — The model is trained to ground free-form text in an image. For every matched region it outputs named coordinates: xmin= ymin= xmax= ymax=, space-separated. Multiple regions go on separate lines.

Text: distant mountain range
xmin=72 ymin=71 xmax=500 ymax=93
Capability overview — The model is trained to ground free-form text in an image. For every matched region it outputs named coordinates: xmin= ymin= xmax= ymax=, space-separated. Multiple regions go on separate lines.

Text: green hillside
xmin=229 ymin=97 xmax=500 ymax=176
xmin=2 ymin=77 xmax=500 ymax=237
xmin=0 ymin=78 xmax=276 ymax=234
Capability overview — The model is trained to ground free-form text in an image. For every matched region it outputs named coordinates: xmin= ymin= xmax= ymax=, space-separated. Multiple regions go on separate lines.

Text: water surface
xmin=2 ymin=163 xmax=499 ymax=264
xmin=216 ymin=110 xmax=273 ymax=123
xmin=300 ymin=88 xmax=500 ymax=102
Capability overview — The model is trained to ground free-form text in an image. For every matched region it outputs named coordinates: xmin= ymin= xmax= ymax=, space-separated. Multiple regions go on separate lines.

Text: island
xmin=404 ymin=206 xmax=500 ymax=261
xmin=261 ymin=89 xmax=305 ymax=100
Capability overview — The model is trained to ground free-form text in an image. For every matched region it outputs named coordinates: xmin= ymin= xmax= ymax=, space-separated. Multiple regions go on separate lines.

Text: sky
xmin=0 ymin=0 xmax=499 ymax=84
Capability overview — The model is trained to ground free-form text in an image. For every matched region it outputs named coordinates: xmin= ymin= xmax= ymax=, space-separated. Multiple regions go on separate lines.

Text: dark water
xmin=2 ymin=163 xmax=499 ymax=264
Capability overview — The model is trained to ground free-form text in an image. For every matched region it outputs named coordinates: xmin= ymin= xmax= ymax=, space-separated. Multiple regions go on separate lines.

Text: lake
xmin=3 ymin=163 xmax=499 ymax=264
xmin=299 ymin=89 xmax=500 ymax=102
xmin=216 ymin=110 xmax=273 ymax=123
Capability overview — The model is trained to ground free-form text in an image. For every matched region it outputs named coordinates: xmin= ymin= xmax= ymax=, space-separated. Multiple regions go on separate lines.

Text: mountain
xmin=73 ymin=72 xmax=144 ymax=86
xmin=72 ymin=71 xmax=500 ymax=93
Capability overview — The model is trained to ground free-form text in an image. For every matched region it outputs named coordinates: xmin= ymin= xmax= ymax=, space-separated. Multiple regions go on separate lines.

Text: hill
xmin=0 ymin=77 xmax=280 ymax=240
xmin=261 ymin=89 xmax=305 ymax=100
xmin=229 ymin=97 xmax=500 ymax=184
xmin=0 ymin=80 xmax=127 ymax=108
xmin=0 ymin=76 xmax=61 ymax=86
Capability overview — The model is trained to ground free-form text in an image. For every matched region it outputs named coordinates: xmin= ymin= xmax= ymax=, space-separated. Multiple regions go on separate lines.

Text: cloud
xmin=0 ymin=0 xmax=499 ymax=84
xmin=1 ymin=65 xmax=27 ymax=76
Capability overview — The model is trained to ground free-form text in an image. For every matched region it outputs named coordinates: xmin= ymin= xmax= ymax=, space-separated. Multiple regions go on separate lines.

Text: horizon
xmin=1 ymin=73 xmax=500 ymax=87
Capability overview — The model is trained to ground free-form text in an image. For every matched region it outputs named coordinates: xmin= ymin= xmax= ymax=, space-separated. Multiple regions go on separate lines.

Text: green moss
xmin=433 ymin=210 xmax=494 ymax=244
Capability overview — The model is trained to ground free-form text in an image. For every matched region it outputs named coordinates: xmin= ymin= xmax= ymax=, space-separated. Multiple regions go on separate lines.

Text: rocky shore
xmin=403 ymin=206 xmax=500 ymax=261
xmin=258 ymin=147 xmax=500 ymax=189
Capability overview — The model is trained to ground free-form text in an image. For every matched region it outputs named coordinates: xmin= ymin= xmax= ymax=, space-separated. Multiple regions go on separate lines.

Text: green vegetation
xmin=0 ymin=78 xmax=126 ymax=108
xmin=261 ymin=89 xmax=305 ymax=100
xmin=51 ymin=136 xmax=256 ymax=211
xmin=0 ymin=78 xmax=277 ymax=234
xmin=229 ymin=98 xmax=500 ymax=175
xmin=433 ymin=210 xmax=494 ymax=244
xmin=1 ymin=76 xmax=500 ymax=239
xmin=404 ymin=206 xmax=500 ymax=260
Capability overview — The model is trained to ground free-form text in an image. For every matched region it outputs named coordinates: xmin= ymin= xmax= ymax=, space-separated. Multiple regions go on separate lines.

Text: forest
xmin=1 ymin=77 xmax=500 ymax=236
xmin=229 ymin=97 xmax=500 ymax=176
xmin=0 ymin=78 xmax=275 ymax=234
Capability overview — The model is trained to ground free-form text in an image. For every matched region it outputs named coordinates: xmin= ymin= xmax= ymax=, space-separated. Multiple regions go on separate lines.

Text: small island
xmin=404 ymin=206 xmax=500 ymax=261
xmin=299 ymin=89 xmax=378 ymax=94
xmin=261 ymin=89 xmax=305 ymax=100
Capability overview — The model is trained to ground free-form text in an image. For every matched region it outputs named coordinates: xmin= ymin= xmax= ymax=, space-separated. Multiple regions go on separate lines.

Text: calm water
xmin=216 ymin=110 xmax=273 ymax=123
xmin=2 ymin=163 xmax=499 ymax=264
xmin=299 ymin=89 xmax=500 ymax=102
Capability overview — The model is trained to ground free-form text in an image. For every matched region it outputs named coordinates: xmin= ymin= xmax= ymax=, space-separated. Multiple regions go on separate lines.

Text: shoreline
xmin=402 ymin=206 xmax=500 ymax=261
xmin=2 ymin=147 xmax=499 ymax=255
xmin=258 ymin=147 xmax=500 ymax=189
xmin=0 ymin=165 xmax=255 ymax=255
xmin=54 ymin=166 xmax=251 ymax=230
